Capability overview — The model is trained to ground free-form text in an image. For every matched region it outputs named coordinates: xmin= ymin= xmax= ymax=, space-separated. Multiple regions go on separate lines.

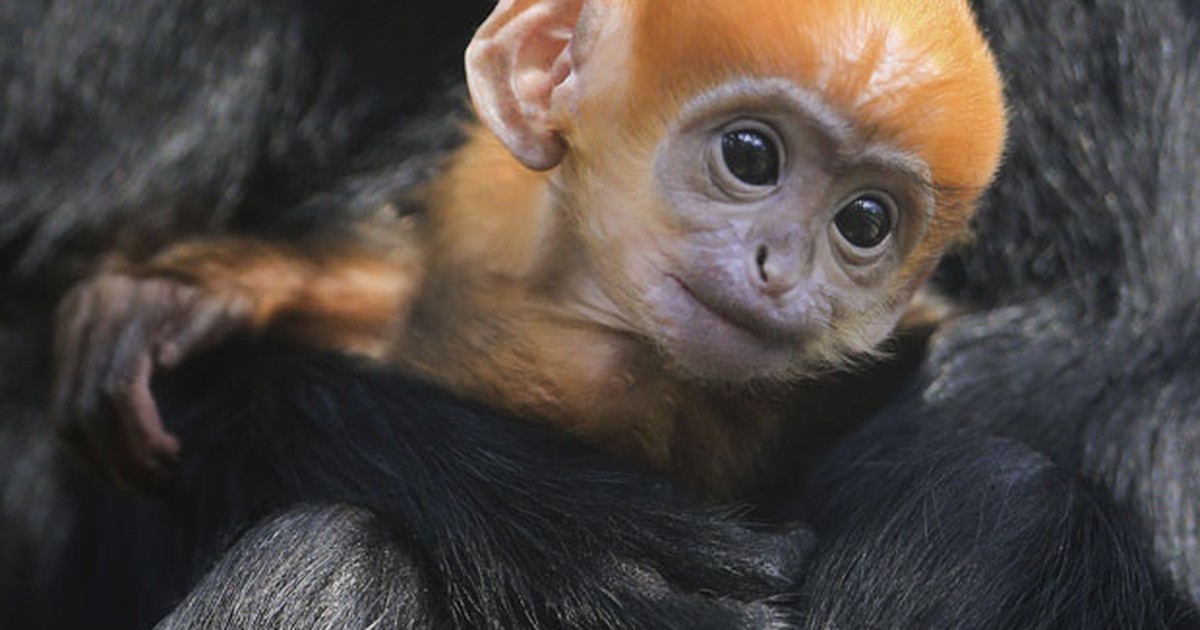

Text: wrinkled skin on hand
xmin=52 ymin=273 xmax=251 ymax=490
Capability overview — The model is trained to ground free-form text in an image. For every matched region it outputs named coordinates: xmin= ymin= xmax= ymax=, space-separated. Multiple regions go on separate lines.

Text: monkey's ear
xmin=465 ymin=0 xmax=601 ymax=171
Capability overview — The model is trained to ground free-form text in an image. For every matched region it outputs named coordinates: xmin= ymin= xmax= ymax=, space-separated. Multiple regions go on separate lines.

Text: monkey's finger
xmin=107 ymin=352 xmax=179 ymax=490
xmin=56 ymin=285 xmax=141 ymax=483
xmin=51 ymin=280 xmax=104 ymax=432
xmin=63 ymin=276 xmax=135 ymax=419
xmin=105 ymin=318 xmax=180 ymax=449
xmin=64 ymin=307 xmax=162 ymax=489
xmin=53 ymin=363 xmax=137 ymax=490
xmin=84 ymin=349 xmax=177 ymax=492
xmin=72 ymin=293 xmax=143 ymax=434
xmin=63 ymin=315 xmax=142 ymax=485
xmin=122 ymin=351 xmax=179 ymax=455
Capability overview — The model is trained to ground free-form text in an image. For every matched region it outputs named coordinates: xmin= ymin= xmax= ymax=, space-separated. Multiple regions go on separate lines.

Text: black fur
xmin=799 ymin=432 xmax=1193 ymax=628
xmin=4 ymin=0 xmax=1200 ymax=628
xmin=930 ymin=0 xmax=1200 ymax=601
xmin=152 ymin=342 xmax=808 ymax=629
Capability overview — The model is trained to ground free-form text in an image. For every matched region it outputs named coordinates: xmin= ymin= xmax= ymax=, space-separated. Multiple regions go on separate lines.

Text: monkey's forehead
xmin=618 ymin=0 xmax=1006 ymax=196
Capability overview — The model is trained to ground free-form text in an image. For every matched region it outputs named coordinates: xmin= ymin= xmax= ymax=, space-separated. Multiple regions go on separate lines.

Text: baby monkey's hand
xmin=52 ymin=272 xmax=251 ymax=491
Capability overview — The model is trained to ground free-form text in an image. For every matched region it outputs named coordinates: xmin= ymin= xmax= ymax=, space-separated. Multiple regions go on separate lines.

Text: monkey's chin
xmin=648 ymin=283 xmax=813 ymax=383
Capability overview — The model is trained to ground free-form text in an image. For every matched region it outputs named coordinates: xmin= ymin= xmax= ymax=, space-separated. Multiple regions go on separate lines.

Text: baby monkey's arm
xmin=52 ymin=235 xmax=418 ymax=490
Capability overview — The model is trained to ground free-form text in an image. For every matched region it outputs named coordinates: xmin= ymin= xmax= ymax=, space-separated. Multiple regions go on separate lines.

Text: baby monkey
xmin=53 ymin=0 xmax=1006 ymax=496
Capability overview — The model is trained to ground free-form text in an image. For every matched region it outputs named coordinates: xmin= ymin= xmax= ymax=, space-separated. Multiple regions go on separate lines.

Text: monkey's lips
xmin=658 ymin=275 xmax=812 ymax=379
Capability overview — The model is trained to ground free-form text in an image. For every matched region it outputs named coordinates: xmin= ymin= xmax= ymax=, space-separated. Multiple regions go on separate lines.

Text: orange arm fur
xmin=124 ymin=234 xmax=422 ymax=359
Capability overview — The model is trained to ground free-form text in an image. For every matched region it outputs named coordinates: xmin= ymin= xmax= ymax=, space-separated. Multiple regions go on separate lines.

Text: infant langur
xmin=53 ymin=0 xmax=1006 ymax=496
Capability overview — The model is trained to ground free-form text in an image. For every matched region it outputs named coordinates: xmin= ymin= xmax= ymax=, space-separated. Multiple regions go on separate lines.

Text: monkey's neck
xmin=404 ymin=126 xmax=783 ymax=497
xmin=397 ymin=281 xmax=784 ymax=498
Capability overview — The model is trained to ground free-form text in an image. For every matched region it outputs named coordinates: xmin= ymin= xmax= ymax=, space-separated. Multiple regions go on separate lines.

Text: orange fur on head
xmin=625 ymin=0 xmax=1005 ymax=191
xmin=566 ymin=0 xmax=1006 ymax=282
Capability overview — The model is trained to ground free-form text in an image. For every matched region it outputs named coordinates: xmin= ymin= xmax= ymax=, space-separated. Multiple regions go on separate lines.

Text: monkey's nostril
xmin=753 ymin=243 xmax=803 ymax=298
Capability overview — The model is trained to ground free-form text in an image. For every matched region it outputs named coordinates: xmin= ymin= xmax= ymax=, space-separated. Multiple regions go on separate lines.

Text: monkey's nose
xmin=753 ymin=244 xmax=802 ymax=298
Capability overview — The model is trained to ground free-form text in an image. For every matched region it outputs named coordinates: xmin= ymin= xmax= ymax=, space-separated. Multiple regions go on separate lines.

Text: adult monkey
xmin=3 ymin=1 xmax=1199 ymax=630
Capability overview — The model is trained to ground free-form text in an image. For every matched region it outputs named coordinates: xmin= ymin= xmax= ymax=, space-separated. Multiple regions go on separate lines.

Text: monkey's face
xmin=571 ymin=78 xmax=940 ymax=382
xmin=463 ymin=0 xmax=1005 ymax=384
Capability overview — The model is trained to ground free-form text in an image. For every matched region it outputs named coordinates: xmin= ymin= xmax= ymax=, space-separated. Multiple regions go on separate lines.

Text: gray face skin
xmin=647 ymin=77 xmax=936 ymax=382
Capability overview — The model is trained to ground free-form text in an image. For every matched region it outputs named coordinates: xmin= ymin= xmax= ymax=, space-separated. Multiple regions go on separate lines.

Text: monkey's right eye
xmin=721 ymin=129 xmax=780 ymax=186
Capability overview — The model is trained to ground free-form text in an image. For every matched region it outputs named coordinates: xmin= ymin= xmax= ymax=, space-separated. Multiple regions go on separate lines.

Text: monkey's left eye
xmin=834 ymin=195 xmax=894 ymax=250
xmin=721 ymin=129 xmax=780 ymax=186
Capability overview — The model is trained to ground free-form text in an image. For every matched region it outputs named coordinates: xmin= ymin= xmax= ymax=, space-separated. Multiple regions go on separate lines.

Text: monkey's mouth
xmin=657 ymin=274 xmax=809 ymax=380
xmin=667 ymin=275 xmax=798 ymax=343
